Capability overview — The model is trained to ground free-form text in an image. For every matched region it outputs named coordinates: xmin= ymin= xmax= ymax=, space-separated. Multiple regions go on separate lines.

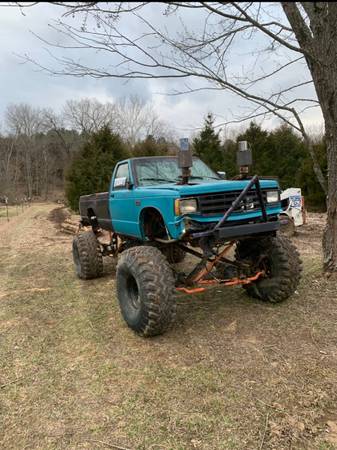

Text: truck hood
xmin=139 ymin=179 xmax=279 ymax=196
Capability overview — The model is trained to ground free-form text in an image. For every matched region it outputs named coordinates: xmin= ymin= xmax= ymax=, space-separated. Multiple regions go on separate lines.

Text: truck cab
xmin=80 ymin=156 xmax=282 ymax=241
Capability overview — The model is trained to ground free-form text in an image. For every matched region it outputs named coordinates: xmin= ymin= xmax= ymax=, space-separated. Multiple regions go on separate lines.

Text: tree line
xmin=65 ymin=112 xmax=326 ymax=212
xmin=0 ymin=96 xmax=174 ymax=203
xmin=0 ymin=100 xmax=326 ymax=212
xmin=194 ymin=114 xmax=326 ymax=210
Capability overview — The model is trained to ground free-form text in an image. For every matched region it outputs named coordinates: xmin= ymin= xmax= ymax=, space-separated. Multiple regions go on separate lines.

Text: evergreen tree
xmin=133 ymin=135 xmax=169 ymax=157
xmin=222 ymin=138 xmax=237 ymax=178
xmin=65 ymin=126 xmax=129 ymax=211
xmin=297 ymin=139 xmax=327 ymax=210
xmin=237 ymin=121 xmax=326 ymax=209
xmin=237 ymin=122 xmax=270 ymax=176
xmin=193 ymin=113 xmax=224 ymax=171
xmin=267 ymin=125 xmax=307 ymax=189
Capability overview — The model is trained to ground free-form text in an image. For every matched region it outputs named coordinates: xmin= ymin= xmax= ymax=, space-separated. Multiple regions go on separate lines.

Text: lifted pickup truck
xmin=73 ymin=147 xmax=302 ymax=337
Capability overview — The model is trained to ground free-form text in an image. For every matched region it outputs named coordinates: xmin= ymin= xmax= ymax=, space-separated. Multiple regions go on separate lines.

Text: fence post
xmin=5 ymin=197 xmax=9 ymax=222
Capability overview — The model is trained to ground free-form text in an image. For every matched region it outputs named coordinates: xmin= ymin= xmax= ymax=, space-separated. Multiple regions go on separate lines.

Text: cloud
xmin=0 ymin=3 xmax=324 ymax=137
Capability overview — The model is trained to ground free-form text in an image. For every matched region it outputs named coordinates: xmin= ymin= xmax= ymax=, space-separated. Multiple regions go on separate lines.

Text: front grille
xmin=193 ymin=189 xmax=275 ymax=216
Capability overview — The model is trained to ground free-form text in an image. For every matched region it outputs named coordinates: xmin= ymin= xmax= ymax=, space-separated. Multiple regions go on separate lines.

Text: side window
xmin=113 ymin=163 xmax=130 ymax=190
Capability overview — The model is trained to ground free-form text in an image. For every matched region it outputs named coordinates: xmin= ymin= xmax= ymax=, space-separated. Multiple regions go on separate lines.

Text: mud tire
xmin=235 ymin=235 xmax=302 ymax=303
xmin=72 ymin=231 xmax=103 ymax=279
xmin=116 ymin=246 xmax=176 ymax=337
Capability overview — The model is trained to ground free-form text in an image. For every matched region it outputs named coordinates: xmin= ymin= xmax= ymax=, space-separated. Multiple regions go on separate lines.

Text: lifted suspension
xmin=175 ymin=241 xmax=265 ymax=295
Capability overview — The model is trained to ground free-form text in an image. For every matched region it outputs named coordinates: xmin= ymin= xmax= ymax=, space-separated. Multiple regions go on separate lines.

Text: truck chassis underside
xmin=79 ymin=175 xmax=278 ymax=295
xmin=173 ymin=241 xmax=265 ymax=294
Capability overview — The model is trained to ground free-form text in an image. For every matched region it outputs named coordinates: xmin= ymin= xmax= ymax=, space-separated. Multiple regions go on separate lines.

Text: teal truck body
xmin=79 ymin=156 xmax=282 ymax=240
xmin=74 ymin=155 xmax=302 ymax=338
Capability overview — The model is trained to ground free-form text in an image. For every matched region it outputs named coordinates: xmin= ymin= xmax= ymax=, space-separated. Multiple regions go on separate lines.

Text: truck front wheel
xmin=72 ymin=231 xmax=103 ymax=279
xmin=235 ymin=235 xmax=302 ymax=303
xmin=161 ymin=244 xmax=186 ymax=264
xmin=116 ymin=246 xmax=176 ymax=337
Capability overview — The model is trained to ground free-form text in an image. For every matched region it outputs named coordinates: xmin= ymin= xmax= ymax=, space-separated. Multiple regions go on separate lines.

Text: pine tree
xmin=65 ymin=126 xmax=129 ymax=211
xmin=222 ymin=138 xmax=237 ymax=178
xmin=193 ymin=113 xmax=224 ymax=171
xmin=133 ymin=135 xmax=169 ymax=157
xmin=237 ymin=122 xmax=269 ymax=176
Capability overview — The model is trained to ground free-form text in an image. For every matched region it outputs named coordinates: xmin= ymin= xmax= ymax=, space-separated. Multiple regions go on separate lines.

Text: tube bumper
xmin=191 ymin=220 xmax=280 ymax=240
xmin=214 ymin=220 xmax=280 ymax=240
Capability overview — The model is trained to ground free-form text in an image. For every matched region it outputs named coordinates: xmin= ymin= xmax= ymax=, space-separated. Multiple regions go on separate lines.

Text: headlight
xmin=174 ymin=198 xmax=198 ymax=215
xmin=266 ymin=191 xmax=280 ymax=203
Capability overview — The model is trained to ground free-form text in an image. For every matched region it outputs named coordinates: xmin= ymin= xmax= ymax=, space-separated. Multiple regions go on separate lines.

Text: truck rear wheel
xmin=72 ymin=231 xmax=103 ymax=279
xmin=116 ymin=246 xmax=176 ymax=337
xmin=235 ymin=235 xmax=302 ymax=303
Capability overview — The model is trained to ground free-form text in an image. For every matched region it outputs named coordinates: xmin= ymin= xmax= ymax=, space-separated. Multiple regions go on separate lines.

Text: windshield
xmin=134 ymin=157 xmax=221 ymax=186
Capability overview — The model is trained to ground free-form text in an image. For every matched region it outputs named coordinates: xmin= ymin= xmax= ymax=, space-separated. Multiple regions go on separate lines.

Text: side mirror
xmin=217 ymin=171 xmax=226 ymax=179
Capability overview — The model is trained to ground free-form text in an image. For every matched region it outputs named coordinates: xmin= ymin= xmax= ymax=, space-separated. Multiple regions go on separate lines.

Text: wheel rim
xmin=126 ymin=274 xmax=141 ymax=311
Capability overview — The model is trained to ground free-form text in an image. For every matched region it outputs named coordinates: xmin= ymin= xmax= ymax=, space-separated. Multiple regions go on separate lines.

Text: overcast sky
xmin=0 ymin=3 xmax=324 ymax=138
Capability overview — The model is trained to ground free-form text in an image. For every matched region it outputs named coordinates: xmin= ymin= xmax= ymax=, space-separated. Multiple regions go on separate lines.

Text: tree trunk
xmin=24 ymin=142 xmax=33 ymax=199
xmin=25 ymin=148 xmax=32 ymax=198
xmin=322 ymin=123 xmax=337 ymax=271
xmin=303 ymin=134 xmax=327 ymax=194
xmin=310 ymin=58 xmax=337 ymax=272
xmin=282 ymin=2 xmax=337 ymax=271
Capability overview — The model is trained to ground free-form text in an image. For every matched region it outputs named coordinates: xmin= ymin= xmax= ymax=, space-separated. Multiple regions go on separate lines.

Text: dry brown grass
xmin=0 ymin=204 xmax=336 ymax=450
xmin=0 ymin=204 xmax=25 ymax=221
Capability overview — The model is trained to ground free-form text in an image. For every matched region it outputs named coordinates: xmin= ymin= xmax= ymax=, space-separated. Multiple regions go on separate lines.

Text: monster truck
xmin=72 ymin=141 xmax=302 ymax=337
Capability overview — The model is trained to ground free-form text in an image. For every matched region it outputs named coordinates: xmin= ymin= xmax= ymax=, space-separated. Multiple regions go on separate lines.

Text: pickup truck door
xmin=109 ymin=161 xmax=139 ymax=237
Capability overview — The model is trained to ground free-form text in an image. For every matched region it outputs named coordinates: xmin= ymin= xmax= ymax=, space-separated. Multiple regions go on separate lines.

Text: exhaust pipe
xmin=237 ymin=140 xmax=252 ymax=178
xmin=178 ymin=138 xmax=192 ymax=184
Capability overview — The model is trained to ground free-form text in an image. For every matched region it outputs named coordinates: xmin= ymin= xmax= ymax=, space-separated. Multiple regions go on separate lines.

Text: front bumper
xmin=209 ymin=220 xmax=280 ymax=240
xmin=167 ymin=176 xmax=282 ymax=241
xmin=186 ymin=214 xmax=281 ymax=240
xmin=188 ymin=175 xmax=281 ymax=241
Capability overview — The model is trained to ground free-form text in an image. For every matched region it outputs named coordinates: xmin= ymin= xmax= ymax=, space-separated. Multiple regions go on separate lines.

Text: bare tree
xmin=5 ymin=103 xmax=44 ymax=198
xmin=62 ymin=95 xmax=173 ymax=145
xmin=43 ymin=107 xmax=83 ymax=158
xmin=63 ymin=98 xmax=119 ymax=135
xmin=116 ymin=95 xmax=169 ymax=145
xmin=19 ymin=1 xmax=337 ymax=271
xmin=0 ymin=133 xmax=17 ymax=194
xmin=3 ymin=103 xmax=83 ymax=200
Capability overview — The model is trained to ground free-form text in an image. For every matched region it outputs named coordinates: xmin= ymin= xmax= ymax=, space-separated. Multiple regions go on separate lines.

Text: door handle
xmin=110 ymin=194 xmax=114 ymax=198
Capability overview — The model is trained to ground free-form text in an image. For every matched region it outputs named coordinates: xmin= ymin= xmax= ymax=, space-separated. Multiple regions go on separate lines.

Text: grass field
xmin=0 ymin=204 xmax=27 ymax=220
xmin=0 ymin=204 xmax=336 ymax=449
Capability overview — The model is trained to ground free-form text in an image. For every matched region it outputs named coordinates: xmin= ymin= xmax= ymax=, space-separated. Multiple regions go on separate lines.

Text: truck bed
xmin=79 ymin=192 xmax=113 ymax=231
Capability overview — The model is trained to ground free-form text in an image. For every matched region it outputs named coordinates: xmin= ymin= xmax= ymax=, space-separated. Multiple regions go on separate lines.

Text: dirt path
xmin=0 ymin=204 xmax=337 ymax=450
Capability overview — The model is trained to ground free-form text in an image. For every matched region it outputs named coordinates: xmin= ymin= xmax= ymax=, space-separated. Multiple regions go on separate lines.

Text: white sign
xmin=289 ymin=195 xmax=302 ymax=209
xmin=179 ymin=138 xmax=189 ymax=151
xmin=114 ymin=176 xmax=127 ymax=188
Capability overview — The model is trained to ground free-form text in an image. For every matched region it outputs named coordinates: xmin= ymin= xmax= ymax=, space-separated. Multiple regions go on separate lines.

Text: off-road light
xmin=266 ymin=191 xmax=280 ymax=203
xmin=174 ymin=198 xmax=198 ymax=215
xmin=237 ymin=140 xmax=252 ymax=177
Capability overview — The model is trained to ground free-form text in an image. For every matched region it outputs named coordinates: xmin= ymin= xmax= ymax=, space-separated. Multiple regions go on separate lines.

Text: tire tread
xmin=116 ymin=246 xmax=176 ymax=337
